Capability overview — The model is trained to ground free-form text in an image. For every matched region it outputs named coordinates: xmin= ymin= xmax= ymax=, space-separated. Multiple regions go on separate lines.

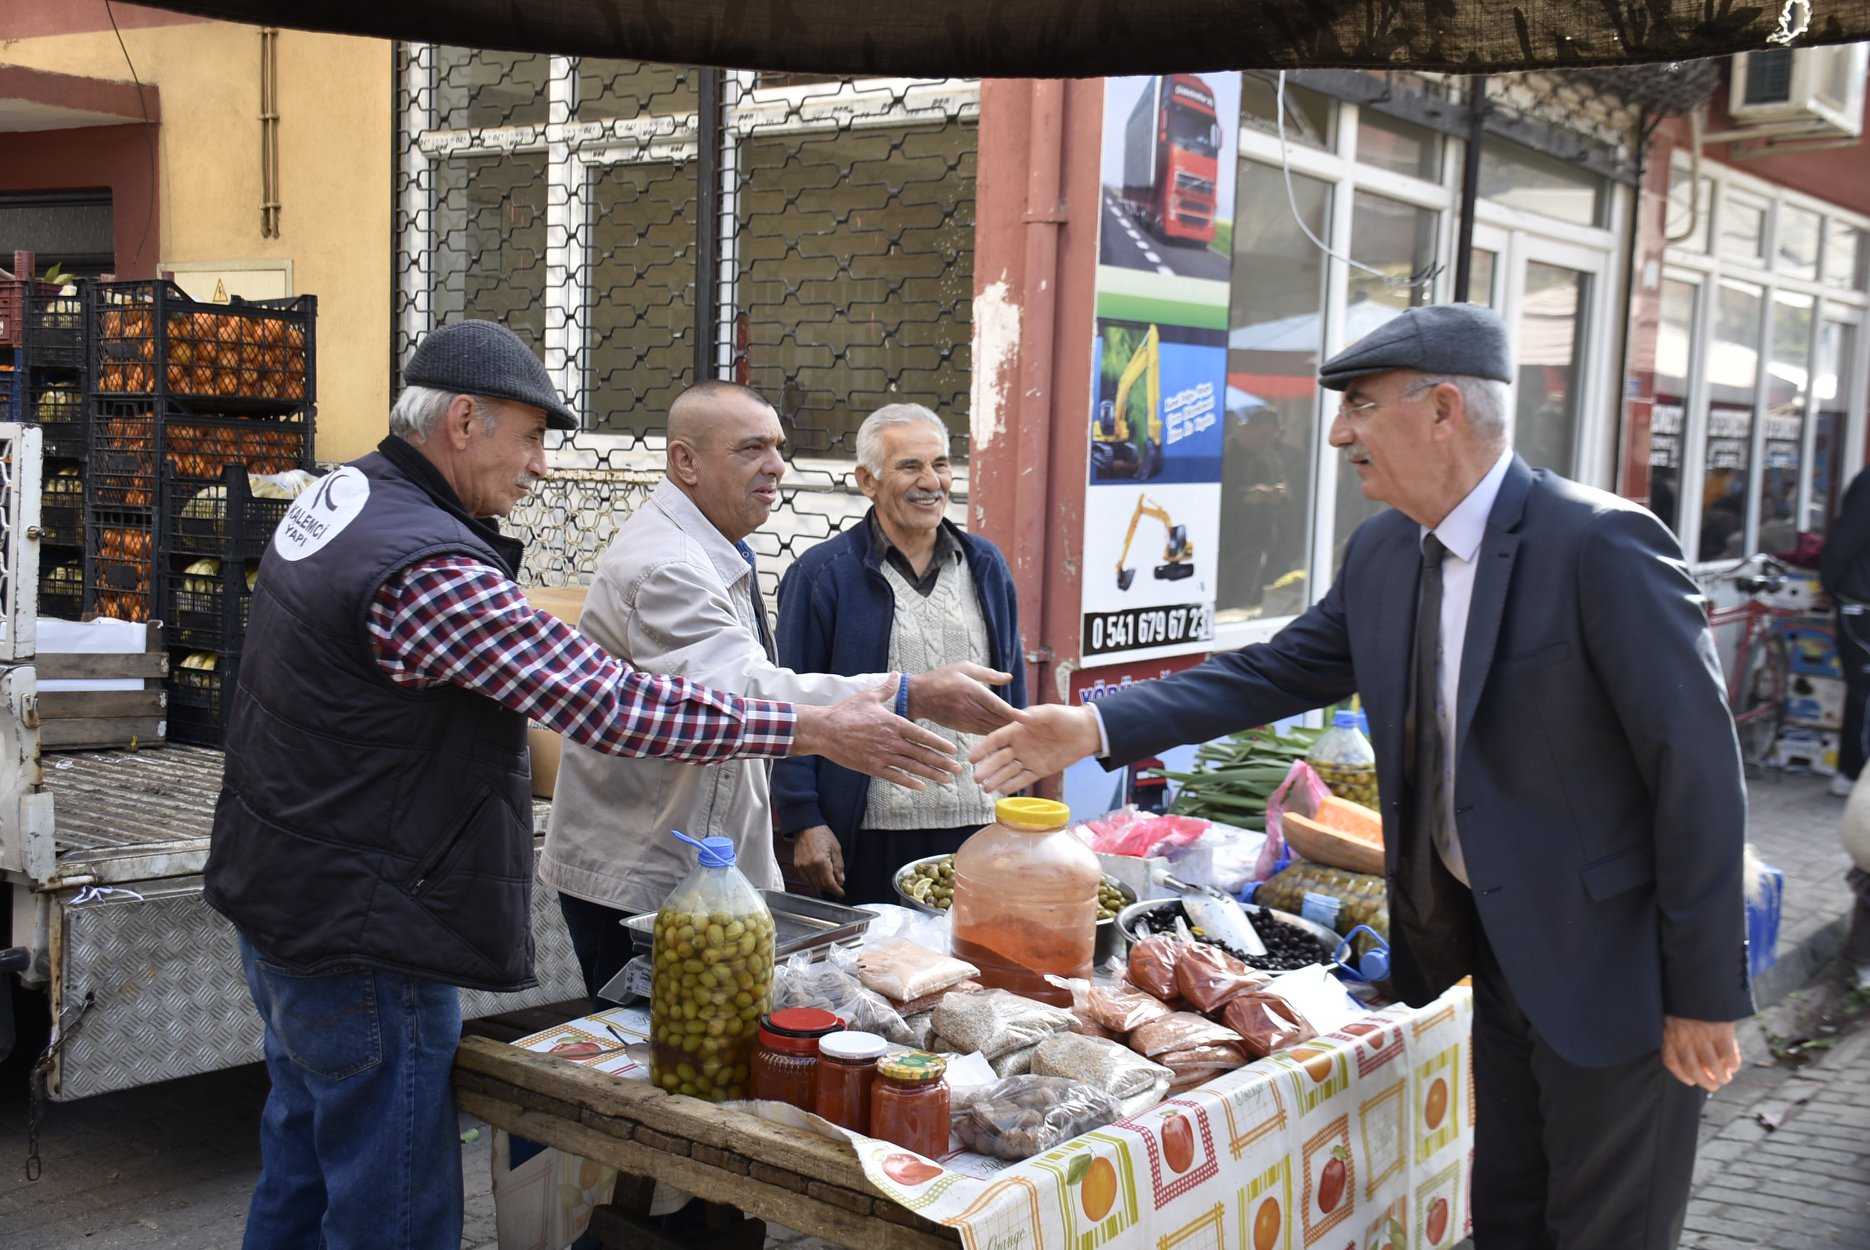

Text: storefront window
xmin=1777 ymin=204 xmax=1821 ymax=280
xmin=430 ymin=153 xmax=549 ymax=352
xmin=1219 ymin=165 xmax=1328 ymax=622
xmin=1333 ymin=193 xmax=1437 ymax=563
xmin=1700 ymin=281 xmax=1763 ymax=562
xmin=1718 ymin=193 xmax=1767 ymax=264
xmin=1516 ymin=262 xmax=1590 ymax=477
xmin=1241 ymin=74 xmax=1333 ymax=150
xmin=1827 ymin=220 xmax=1867 ymax=290
xmin=575 ymin=58 xmax=697 ymax=121
xmin=1760 ymin=292 xmax=1814 ymax=552
xmin=432 ymin=49 xmax=551 ymax=130
xmin=1464 ymin=249 xmax=1498 ymax=307
xmin=1649 ymin=278 xmax=1697 ymax=536
xmin=1357 ymin=110 xmax=1441 ymax=181
xmin=1477 ymin=138 xmax=1603 ymax=227
xmin=1811 ymin=319 xmax=1857 ymax=532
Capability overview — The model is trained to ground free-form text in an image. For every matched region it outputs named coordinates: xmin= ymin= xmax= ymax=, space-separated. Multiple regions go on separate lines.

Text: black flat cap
xmin=404 ymin=320 xmax=578 ymax=431
xmin=1318 ymin=303 xmax=1513 ymax=392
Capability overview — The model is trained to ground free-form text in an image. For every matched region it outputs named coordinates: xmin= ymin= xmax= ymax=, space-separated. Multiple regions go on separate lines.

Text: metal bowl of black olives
xmin=1115 ymin=896 xmax=1340 ymax=973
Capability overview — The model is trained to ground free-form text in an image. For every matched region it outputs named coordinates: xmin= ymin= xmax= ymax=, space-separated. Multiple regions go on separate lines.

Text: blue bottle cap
xmin=1333 ymin=709 xmax=1360 ymax=729
xmin=671 ymin=829 xmax=737 ymax=868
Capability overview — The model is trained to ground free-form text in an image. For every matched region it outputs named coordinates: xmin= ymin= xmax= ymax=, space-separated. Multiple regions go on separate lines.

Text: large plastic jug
xmin=949 ymin=798 xmax=1099 ymax=1005
xmin=1307 ymin=708 xmax=1378 ymax=808
xmin=649 ymin=830 xmax=776 ymax=1102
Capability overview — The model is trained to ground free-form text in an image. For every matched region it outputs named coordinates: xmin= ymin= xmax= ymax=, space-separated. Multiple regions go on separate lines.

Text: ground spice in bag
xmin=1127 ymin=935 xmax=1189 ymax=1002
xmin=1088 ymin=983 xmax=1172 ymax=1034
xmin=1129 ymin=1011 xmax=1246 ymax=1059
xmin=1174 ymin=941 xmax=1270 ymax=1014
xmin=1221 ymin=990 xmax=1317 ymax=1058
xmin=855 ymin=939 xmax=981 ymax=1003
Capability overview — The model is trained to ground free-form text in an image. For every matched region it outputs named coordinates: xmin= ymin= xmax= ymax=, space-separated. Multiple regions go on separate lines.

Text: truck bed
xmin=42 ymin=745 xmax=552 ymax=886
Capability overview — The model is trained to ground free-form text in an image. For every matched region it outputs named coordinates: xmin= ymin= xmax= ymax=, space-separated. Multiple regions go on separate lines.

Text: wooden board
xmin=36 ymin=652 xmax=169 ymax=680
xmin=37 ymin=690 xmax=166 ymax=719
xmin=39 ymin=717 xmax=167 ymax=749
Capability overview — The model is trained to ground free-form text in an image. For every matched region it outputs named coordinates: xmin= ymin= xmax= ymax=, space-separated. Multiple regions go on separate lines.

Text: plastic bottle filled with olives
xmin=1306 ymin=708 xmax=1380 ymax=808
xmin=650 ymin=831 xmax=776 ymax=1102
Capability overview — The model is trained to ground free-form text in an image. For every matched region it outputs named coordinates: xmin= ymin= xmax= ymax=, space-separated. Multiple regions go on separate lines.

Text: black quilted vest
xmin=204 ymin=438 xmax=537 ymax=992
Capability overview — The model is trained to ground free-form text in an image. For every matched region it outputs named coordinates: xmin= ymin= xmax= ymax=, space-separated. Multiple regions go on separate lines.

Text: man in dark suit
xmin=973 ymin=304 xmax=1751 ymax=1249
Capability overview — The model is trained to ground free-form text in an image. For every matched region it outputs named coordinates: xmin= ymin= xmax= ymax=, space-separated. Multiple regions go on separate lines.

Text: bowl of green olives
xmin=893 ymin=854 xmax=1136 ymax=966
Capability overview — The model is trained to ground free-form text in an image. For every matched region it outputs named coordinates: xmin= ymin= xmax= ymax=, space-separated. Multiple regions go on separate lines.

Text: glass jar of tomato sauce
xmin=750 ymin=1008 xmax=843 ymax=1109
xmin=870 ymin=1051 xmax=950 ymax=1158
xmin=813 ymin=1031 xmax=888 ymax=1134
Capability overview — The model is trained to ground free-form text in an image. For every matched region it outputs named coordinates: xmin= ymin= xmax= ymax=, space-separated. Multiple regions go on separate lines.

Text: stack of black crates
xmin=0 ymin=252 xmax=88 ymax=617
xmin=87 ymin=278 xmax=317 ymax=745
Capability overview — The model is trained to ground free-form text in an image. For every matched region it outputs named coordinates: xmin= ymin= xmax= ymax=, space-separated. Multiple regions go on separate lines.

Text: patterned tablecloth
xmin=501 ymin=986 xmax=1474 ymax=1250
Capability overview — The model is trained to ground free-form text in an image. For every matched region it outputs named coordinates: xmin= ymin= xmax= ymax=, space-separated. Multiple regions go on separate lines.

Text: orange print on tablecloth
xmin=1414 ymin=1044 xmax=1462 ymax=1165
xmin=1300 ymin=1113 xmax=1356 ymax=1243
xmin=1270 ymin=1041 xmax=1350 ymax=1117
xmin=1030 ymin=1130 xmax=1140 ymax=1250
xmin=1236 ymin=1157 xmax=1293 ymax=1250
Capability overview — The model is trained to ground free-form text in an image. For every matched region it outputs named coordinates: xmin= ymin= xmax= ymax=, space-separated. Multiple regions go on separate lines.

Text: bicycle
xmin=1706 ymin=553 xmax=1801 ymax=769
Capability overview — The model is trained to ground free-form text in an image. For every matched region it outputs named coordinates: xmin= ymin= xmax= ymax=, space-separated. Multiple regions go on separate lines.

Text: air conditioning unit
xmin=1729 ymin=45 xmax=1869 ymax=139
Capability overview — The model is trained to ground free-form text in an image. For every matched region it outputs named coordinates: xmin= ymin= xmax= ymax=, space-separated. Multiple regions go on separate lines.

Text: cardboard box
xmin=1772 ymin=727 xmax=1839 ymax=776
xmin=522 ymin=585 xmax=588 ymax=798
xmin=1784 ymin=673 xmax=1847 ymax=730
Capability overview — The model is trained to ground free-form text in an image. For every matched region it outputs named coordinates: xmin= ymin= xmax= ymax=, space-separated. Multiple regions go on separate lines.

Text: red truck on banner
xmin=1121 ymin=73 xmax=1221 ymax=246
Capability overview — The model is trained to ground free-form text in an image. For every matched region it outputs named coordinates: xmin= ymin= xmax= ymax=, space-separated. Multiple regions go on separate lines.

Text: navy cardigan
xmin=772 ymin=510 xmax=1026 ymax=841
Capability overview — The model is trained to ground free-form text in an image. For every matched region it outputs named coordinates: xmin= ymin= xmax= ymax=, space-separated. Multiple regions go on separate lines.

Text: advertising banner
xmin=1082 ymin=73 xmax=1241 ymax=668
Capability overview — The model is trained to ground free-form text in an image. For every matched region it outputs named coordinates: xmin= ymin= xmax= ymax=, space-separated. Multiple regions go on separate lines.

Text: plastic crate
xmin=39 ymin=498 xmax=83 ymax=548
xmin=164 ymin=462 xmax=298 ymax=559
xmin=88 ymin=398 xmax=313 ymax=509
xmin=93 ymin=281 xmax=315 ymax=409
xmin=0 ymin=278 xmax=78 ymax=358
xmin=85 ymin=554 xmax=155 ymax=624
xmin=163 ymin=561 xmax=254 ymax=651
xmin=31 ymin=382 xmax=86 ymax=458
xmin=40 ymin=558 xmax=84 ymax=621
xmin=0 ymin=371 xmax=17 ymax=423
xmin=168 ymin=649 xmax=236 ymax=747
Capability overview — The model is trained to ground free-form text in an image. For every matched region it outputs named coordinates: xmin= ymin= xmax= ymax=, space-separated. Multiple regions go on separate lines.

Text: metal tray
xmin=623 ymin=890 xmax=873 ymax=962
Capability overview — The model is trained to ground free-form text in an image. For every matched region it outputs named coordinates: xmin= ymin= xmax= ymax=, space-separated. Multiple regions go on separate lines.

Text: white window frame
xmin=1661 ymin=156 xmax=1870 ymax=571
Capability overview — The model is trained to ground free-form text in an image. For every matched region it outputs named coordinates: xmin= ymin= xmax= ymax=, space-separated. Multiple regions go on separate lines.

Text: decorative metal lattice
xmin=392 ymin=49 xmax=978 ymax=591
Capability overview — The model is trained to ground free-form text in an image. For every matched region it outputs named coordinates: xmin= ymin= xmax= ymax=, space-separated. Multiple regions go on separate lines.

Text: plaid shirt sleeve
xmin=366 ymin=555 xmax=795 ymax=762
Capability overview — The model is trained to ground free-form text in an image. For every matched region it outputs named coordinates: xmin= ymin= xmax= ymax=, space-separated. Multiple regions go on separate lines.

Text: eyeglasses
xmin=1335 ymin=377 xmax=1443 ymax=420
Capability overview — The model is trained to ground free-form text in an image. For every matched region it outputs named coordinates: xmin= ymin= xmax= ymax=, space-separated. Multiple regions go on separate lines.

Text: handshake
xmin=791 ymin=665 xmax=1104 ymax=799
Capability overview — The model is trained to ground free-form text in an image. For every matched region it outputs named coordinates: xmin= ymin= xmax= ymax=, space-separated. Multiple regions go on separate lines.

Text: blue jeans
xmin=237 ymin=933 xmax=464 ymax=1250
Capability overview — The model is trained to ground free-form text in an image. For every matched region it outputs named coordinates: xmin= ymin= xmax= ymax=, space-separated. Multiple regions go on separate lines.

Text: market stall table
xmin=453 ymin=986 xmax=1474 ymax=1250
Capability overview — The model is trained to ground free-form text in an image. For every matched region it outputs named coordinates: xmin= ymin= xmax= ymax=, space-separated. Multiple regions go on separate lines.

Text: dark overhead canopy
xmin=136 ymin=0 xmax=1870 ymax=77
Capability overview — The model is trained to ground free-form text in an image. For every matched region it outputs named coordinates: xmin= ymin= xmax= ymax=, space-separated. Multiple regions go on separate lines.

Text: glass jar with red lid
xmin=870 ymin=1051 xmax=950 ymax=1158
xmin=750 ymin=1008 xmax=844 ymax=1109
xmin=813 ymin=1030 xmax=888 ymax=1134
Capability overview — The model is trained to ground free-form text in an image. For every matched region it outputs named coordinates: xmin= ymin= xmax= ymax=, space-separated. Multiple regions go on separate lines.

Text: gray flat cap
xmin=1318 ymin=303 xmax=1513 ymax=392
xmin=404 ymin=320 xmax=578 ymax=431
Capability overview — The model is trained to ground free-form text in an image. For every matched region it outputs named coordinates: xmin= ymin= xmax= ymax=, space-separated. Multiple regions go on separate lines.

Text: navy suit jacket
xmin=1099 ymin=456 xmax=1753 ymax=1066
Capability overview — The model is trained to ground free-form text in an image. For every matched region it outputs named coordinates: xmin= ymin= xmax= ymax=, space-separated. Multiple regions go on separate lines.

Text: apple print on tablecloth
xmin=1301 ymin=1113 xmax=1356 ymax=1243
xmin=1130 ymin=1100 xmax=1219 ymax=1205
xmin=1335 ymin=1015 xmax=1404 ymax=1078
xmin=1414 ymin=1159 xmax=1462 ymax=1250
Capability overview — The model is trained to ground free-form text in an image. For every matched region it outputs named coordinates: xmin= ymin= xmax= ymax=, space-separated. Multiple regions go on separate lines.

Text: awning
xmin=134 ymin=0 xmax=1868 ymax=78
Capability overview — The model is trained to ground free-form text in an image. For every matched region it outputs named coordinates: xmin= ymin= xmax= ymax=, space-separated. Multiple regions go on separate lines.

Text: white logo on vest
xmin=274 ymin=466 xmax=370 ymax=562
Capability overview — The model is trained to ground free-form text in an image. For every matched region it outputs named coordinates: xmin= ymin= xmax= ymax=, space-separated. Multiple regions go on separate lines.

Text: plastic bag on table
xmin=1220 ymin=991 xmax=1316 ymax=1058
xmin=1161 ymin=1042 xmax=1249 ymax=1090
xmin=854 ymin=939 xmax=980 ymax=1003
xmin=769 ymin=953 xmax=919 ymax=1046
xmin=1196 ymin=822 xmax=1271 ymax=896
xmin=931 ymin=988 xmax=1075 ymax=1060
xmin=989 ymin=1043 xmax=1039 ymax=1078
xmin=1257 ymin=760 xmax=1331 ymax=881
xmin=1045 ymin=976 xmax=1159 ymax=1039
xmin=1033 ymin=1033 xmax=1172 ymax=1114
xmin=1126 ymin=934 xmax=1190 ymax=1003
xmin=1107 ymin=813 xmax=1212 ymax=858
xmin=850 ymin=903 xmax=953 ymax=954
xmin=952 ymin=1075 xmax=1122 ymax=1161
xmin=1128 ymin=1011 xmax=1246 ymax=1060
xmin=1173 ymin=941 xmax=1271 ymax=1014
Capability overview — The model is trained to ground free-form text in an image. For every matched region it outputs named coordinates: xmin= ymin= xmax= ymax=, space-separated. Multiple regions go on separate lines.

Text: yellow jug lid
xmin=994 ymin=797 xmax=1070 ymax=831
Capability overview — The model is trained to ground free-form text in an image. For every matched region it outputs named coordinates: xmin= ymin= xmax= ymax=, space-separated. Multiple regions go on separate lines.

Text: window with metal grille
xmin=393 ymin=49 xmax=977 ymax=588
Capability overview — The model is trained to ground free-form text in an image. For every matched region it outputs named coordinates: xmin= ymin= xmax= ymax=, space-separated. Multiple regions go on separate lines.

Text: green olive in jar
xmin=649 ymin=906 xmax=776 ymax=1099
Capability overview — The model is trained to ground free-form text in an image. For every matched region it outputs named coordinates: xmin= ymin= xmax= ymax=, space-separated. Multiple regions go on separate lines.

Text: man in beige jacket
xmin=541 ymin=380 xmax=1015 ymax=1000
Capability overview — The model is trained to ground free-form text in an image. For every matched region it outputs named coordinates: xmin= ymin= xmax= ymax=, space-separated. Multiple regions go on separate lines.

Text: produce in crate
xmin=649 ymin=831 xmax=777 ymax=1102
xmin=1161 ymin=725 xmax=1320 ymax=825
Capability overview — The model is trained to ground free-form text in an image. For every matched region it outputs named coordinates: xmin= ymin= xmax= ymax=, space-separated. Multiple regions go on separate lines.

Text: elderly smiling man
xmin=542 ymin=382 xmax=1015 ymax=1002
xmin=773 ymin=402 xmax=1026 ymax=903
xmin=204 ymin=324 xmax=955 ymax=1250
xmin=970 ymin=303 xmax=1752 ymax=1250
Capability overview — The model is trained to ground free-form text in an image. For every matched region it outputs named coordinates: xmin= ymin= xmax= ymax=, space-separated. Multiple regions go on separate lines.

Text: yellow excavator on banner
xmin=1094 ymin=323 xmax=1165 ymax=479
xmin=1115 ymin=494 xmax=1194 ymax=590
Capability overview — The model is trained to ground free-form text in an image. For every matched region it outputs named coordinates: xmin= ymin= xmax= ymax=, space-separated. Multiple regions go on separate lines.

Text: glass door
xmin=1508 ymin=247 xmax=1598 ymax=478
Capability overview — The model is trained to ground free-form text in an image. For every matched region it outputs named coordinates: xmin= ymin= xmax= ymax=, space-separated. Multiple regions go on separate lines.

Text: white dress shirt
xmin=1421 ymin=446 xmax=1515 ymax=886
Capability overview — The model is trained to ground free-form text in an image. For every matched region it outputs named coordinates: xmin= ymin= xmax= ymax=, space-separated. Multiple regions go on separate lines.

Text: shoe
xmin=1830 ymin=773 xmax=1856 ymax=798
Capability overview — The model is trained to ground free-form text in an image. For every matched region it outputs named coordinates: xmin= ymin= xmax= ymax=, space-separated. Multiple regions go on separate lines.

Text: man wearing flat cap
xmin=204 ymin=320 xmax=963 ymax=1250
xmin=971 ymin=303 xmax=1751 ymax=1249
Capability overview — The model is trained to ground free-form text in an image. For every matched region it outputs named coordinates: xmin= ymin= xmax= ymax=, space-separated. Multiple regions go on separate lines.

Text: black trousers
xmin=556 ymin=892 xmax=637 ymax=1007
xmin=1471 ymin=921 xmax=1705 ymax=1250
xmin=1837 ymin=605 xmax=1870 ymax=780
xmin=841 ymin=824 xmax=979 ymax=906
